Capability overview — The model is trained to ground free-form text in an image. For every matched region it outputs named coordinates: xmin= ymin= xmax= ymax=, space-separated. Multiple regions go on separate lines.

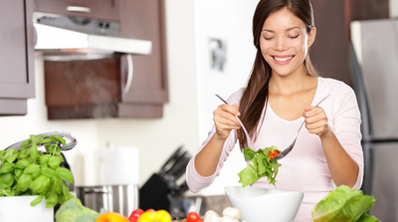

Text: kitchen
xmin=0 ymin=0 xmax=397 ymax=221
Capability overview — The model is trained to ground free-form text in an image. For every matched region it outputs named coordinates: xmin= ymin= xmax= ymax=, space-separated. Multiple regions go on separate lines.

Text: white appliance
xmin=75 ymin=146 xmax=140 ymax=217
xmin=33 ymin=12 xmax=152 ymax=57
xmin=98 ymin=146 xmax=140 ymax=185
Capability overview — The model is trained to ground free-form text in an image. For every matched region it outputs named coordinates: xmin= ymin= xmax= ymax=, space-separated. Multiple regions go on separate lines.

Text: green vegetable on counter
xmin=312 ymin=185 xmax=380 ymax=222
xmin=238 ymin=146 xmax=281 ymax=187
xmin=55 ymin=197 xmax=99 ymax=222
xmin=0 ymin=134 xmax=74 ymax=208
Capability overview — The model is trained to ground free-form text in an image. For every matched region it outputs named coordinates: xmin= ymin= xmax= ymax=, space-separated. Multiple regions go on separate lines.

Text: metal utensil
xmin=5 ymin=131 xmax=77 ymax=151
xmin=273 ymin=94 xmax=330 ymax=160
xmin=215 ymin=94 xmax=254 ymax=148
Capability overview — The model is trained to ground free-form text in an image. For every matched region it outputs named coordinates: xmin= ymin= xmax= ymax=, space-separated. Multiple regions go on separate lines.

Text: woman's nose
xmin=274 ymin=37 xmax=288 ymax=51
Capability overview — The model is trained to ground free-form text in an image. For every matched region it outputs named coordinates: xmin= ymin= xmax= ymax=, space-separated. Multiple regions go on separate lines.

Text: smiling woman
xmin=186 ymin=0 xmax=363 ymax=221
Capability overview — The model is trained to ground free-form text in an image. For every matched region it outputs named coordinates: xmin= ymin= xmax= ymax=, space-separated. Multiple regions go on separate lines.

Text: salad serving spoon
xmin=273 ymin=94 xmax=330 ymax=160
xmin=215 ymin=94 xmax=254 ymax=148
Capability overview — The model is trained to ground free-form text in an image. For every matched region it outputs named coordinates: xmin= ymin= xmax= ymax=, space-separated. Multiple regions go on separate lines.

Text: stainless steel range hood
xmin=33 ymin=12 xmax=152 ymax=59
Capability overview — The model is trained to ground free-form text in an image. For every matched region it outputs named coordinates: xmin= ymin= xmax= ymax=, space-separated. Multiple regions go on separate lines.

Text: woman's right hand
xmin=213 ymin=103 xmax=241 ymax=139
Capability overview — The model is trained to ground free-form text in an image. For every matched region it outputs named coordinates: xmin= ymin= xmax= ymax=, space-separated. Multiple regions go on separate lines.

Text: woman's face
xmin=260 ymin=7 xmax=316 ymax=77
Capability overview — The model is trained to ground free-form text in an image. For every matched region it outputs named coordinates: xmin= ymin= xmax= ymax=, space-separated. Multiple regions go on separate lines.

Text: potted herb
xmin=0 ymin=133 xmax=75 ymax=222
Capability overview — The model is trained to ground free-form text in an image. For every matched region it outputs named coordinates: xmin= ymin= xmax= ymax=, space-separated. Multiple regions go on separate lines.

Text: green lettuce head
xmin=312 ymin=185 xmax=379 ymax=222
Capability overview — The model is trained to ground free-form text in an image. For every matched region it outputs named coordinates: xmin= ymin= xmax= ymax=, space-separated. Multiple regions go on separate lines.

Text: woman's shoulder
xmin=227 ymin=88 xmax=246 ymax=104
xmin=318 ymin=77 xmax=355 ymax=95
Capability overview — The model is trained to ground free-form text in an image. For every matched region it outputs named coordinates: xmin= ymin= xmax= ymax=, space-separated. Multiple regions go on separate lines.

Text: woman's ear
xmin=308 ymin=26 xmax=317 ymax=48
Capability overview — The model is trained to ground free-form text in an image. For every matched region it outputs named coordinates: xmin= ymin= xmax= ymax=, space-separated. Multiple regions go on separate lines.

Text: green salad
xmin=312 ymin=185 xmax=380 ymax=222
xmin=238 ymin=146 xmax=281 ymax=187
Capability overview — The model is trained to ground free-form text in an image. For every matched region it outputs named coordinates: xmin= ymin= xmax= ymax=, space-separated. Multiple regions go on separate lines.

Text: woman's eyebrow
xmin=261 ymin=27 xmax=301 ymax=32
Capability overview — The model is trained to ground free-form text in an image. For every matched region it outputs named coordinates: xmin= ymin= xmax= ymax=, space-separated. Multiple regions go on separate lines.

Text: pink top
xmin=186 ymin=77 xmax=364 ymax=222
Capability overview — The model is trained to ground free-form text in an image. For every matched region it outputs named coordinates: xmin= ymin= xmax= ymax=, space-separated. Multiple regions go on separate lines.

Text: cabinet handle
xmin=124 ymin=54 xmax=134 ymax=94
xmin=66 ymin=6 xmax=91 ymax=13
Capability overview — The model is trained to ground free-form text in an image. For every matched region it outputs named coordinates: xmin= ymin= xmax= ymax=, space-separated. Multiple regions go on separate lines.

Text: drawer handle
xmin=67 ymin=6 xmax=91 ymax=13
xmin=124 ymin=54 xmax=134 ymax=94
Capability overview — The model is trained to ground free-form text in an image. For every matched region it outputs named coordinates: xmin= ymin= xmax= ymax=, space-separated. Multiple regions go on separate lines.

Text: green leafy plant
xmin=312 ymin=185 xmax=380 ymax=222
xmin=0 ymin=134 xmax=74 ymax=208
xmin=238 ymin=146 xmax=281 ymax=187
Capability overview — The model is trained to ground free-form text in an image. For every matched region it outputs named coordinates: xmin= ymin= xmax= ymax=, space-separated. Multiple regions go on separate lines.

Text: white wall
xmin=193 ymin=0 xmax=259 ymax=195
xmin=0 ymin=0 xmax=259 ymax=196
xmin=391 ymin=0 xmax=398 ymax=17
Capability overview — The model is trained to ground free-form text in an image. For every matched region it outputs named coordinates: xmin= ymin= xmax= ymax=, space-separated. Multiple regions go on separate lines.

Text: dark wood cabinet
xmin=38 ymin=0 xmax=168 ymax=119
xmin=119 ymin=0 xmax=168 ymax=105
xmin=309 ymin=0 xmax=389 ymax=85
xmin=0 ymin=0 xmax=35 ymax=115
xmin=44 ymin=56 xmax=164 ymax=119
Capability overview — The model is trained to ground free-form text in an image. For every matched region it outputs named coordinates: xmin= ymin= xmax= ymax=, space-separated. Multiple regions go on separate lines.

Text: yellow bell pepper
xmin=137 ymin=210 xmax=171 ymax=222
xmin=95 ymin=212 xmax=130 ymax=222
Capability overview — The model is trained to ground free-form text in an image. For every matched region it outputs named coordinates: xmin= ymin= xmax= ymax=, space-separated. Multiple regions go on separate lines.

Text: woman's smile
xmin=273 ymin=55 xmax=295 ymax=64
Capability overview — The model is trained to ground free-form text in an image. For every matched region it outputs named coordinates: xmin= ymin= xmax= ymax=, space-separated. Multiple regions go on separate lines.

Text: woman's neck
xmin=268 ymin=72 xmax=316 ymax=96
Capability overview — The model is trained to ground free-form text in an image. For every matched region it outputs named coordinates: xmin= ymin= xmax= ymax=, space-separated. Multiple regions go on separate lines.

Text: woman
xmin=186 ymin=0 xmax=363 ymax=221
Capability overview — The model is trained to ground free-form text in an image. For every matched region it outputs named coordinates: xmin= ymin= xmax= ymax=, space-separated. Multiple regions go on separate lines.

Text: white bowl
xmin=224 ymin=186 xmax=303 ymax=222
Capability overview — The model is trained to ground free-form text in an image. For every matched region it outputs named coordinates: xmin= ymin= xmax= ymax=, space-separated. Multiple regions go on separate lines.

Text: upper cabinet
xmin=33 ymin=0 xmax=169 ymax=119
xmin=118 ymin=0 xmax=168 ymax=105
xmin=0 ymin=0 xmax=35 ymax=115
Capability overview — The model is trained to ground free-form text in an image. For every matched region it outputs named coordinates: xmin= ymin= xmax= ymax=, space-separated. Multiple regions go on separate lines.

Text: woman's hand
xmin=303 ymin=106 xmax=330 ymax=136
xmin=213 ymin=104 xmax=241 ymax=139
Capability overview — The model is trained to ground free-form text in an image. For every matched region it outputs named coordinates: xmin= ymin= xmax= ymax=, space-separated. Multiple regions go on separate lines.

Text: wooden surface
xmin=0 ymin=0 xmax=35 ymax=100
xmin=309 ymin=0 xmax=389 ymax=86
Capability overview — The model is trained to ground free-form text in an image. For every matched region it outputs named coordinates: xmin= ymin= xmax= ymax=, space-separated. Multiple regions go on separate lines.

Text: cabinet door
xmin=119 ymin=0 xmax=168 ymax=104
xmin=0 ymin=0 xmax=34 ymax=111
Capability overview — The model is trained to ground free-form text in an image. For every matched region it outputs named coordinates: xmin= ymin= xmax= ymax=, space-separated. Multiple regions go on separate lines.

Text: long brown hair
xmin=238 ymin=0 xmax=318 ymax=150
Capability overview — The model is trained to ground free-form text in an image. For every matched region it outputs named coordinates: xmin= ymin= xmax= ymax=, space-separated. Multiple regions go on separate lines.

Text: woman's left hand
xmin=303 ymin=106 xmax=330 ymax=136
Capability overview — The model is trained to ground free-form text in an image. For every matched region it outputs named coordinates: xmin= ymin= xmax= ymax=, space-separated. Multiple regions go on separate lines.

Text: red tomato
xmin=186 ymin=212 xmax=200 ymax=222
xmin=269 ymin=150 xmax=280 ymax=160
xmin=145 ymin=209 xmax=156 ymax=213
xmin=128 ymin=209 xmax=144 ymax=222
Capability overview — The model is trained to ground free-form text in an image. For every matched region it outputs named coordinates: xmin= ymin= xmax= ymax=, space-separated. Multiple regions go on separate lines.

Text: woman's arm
xmin=319 ymin=130 xmax=359 ymax=187
xmin=303 ymin=88 xmax=362 ymax=188
xmin=195 ymin=104 xmax=241 ymax=176
xmin=186 ymin=102 xmax=241 ymax=192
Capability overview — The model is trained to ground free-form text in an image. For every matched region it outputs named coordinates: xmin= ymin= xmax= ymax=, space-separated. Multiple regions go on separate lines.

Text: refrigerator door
xmin=351 ymin=19 xmax=398 ymax=139
xmin=369 ymin=142 xmax=398 ymax=222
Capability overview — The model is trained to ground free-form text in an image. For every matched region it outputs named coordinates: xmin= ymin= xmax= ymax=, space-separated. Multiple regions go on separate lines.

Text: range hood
xmin=33 ymin=12 xmax=152 ymax=58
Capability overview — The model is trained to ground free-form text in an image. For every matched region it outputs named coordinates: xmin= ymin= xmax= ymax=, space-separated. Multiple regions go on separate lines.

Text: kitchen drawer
xmin=33 ymin=0 xmax=120 ymax=21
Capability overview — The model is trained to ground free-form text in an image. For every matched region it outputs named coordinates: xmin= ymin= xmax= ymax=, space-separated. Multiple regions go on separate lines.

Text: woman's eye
xmin=264 ymin=37 xmax=274 ymax=40
xmin=289 ymin=35 xmax=299 ymax=39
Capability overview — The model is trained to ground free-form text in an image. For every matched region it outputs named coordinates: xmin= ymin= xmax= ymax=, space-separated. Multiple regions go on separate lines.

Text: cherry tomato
xmin=186 ymin=212 xmax=200 ymax=222
xmin=269 ymin=150 xmax=280 ymax=160
xmin=128 ymin=209 xmax=144 ymax=222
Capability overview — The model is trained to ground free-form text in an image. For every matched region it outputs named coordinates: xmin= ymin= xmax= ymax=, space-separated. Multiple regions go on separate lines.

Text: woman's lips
xmin=272 ymin=56 xmax=294 ymax=65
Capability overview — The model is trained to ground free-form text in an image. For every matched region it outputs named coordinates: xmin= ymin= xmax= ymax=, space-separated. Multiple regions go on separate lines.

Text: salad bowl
xmin=224 ymin=186 xmax=303 ymax=222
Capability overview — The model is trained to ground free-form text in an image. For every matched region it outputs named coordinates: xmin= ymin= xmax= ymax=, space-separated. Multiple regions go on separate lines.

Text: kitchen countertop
xmin=185 ymin=195 xmax=231 ymax=216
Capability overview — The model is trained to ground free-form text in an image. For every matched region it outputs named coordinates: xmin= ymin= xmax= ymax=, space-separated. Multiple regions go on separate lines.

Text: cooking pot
xmin=75 ymin=184 xmax=139 ymax=217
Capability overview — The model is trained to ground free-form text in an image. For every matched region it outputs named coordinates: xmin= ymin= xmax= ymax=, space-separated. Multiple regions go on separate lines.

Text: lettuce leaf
xmin=238 ymin=146 xmax=281 ymax=187
xmin=312 ymin=185 xmax=380 ymax=222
